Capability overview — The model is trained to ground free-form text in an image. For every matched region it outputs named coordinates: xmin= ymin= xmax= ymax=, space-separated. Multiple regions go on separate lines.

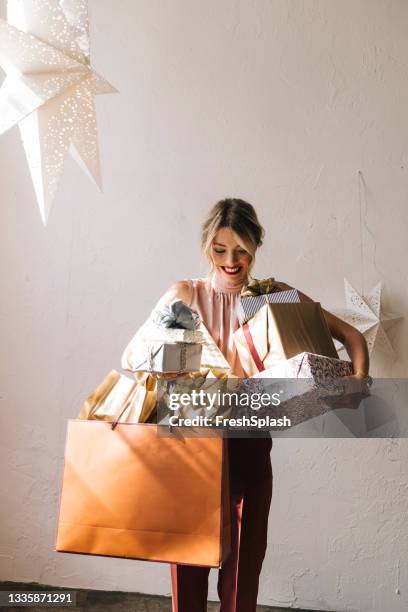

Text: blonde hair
xmin=201 ymin=198 xmax=265 ymax=272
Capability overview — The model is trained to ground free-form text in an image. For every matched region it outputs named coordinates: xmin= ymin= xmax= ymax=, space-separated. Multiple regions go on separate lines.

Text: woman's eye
xmin=214 ymin=248 xmax=225 ymax=254
xmin=236 ymin=249 xmax=247 ymax=255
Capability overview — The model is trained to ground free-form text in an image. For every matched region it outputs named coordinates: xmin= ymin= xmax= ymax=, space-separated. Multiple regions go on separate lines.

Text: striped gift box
xmin=238 ymin=288 xmax=300 ymax=325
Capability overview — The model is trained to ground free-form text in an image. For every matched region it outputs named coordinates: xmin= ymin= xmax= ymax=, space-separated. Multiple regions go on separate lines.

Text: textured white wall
xmin=0 ymin=1 xmax=407 ymax=610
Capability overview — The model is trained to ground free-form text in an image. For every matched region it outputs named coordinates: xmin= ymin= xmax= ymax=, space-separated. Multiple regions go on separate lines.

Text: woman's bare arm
xmin=275 ymin=281 xmax=370 ymax=378
xmin=153 ymin=280 xmax=193 ymax=311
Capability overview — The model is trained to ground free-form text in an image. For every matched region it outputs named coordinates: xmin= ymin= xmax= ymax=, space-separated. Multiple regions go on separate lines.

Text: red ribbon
xmin=242 ymin=323 xmax=265 ymax=372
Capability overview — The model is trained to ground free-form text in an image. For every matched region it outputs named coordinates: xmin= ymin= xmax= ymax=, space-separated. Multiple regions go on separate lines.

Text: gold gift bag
xmin=77 ymin=370 xmax=157 ymax=425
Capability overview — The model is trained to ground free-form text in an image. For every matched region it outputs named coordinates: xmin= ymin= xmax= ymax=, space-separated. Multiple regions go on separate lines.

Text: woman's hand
xmin=349 ymin=369 xmax=368 ymax=378
xmin=322 ymin=370 xmax=372 ymax=409
xmin=327 ymin=373 xmax=371 ymax=410
xmin=346 ymin=372 xmax=373 ymax=386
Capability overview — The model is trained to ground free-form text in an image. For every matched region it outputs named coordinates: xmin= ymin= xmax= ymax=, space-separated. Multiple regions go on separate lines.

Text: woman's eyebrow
xmin=213 ymin=242 xmax=242 ymax=248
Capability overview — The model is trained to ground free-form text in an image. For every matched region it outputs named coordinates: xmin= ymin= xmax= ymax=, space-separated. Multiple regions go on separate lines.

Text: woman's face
xmin=211 ymin=227 xmax=252 ymax=284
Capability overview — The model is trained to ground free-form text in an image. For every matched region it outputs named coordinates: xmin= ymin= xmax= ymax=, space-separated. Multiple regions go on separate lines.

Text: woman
xmin=152 ymin=198 xmax=370 ymax=612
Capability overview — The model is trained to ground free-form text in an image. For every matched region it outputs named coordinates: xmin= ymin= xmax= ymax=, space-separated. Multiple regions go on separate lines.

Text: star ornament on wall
xmin=333 ymin=278 xmax=402 ymax=358
xmin=0 ymin=0 xmax=117 ymax=225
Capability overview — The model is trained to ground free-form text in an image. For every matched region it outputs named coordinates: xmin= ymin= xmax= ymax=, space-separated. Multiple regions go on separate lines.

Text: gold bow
xmin=240 ymin=277 xmax=282 ymax=297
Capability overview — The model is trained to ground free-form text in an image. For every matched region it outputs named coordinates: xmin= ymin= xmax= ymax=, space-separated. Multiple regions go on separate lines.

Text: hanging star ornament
xmin=333 ymin=278 xmax=402 ymax=358
xmin=0 ymin=0 xmax=117 ymax=225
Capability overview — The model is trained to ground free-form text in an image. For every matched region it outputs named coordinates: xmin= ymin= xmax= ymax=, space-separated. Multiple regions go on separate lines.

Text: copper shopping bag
xmin=55 ymin=421 xmax=231 ymax=567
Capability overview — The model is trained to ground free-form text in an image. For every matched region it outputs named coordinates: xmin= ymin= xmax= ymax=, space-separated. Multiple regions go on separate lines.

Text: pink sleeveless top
xmin=186 ymin=273 xmax=247 ymax=377
xmin=186 ymin=273 xmax=273 ymax=445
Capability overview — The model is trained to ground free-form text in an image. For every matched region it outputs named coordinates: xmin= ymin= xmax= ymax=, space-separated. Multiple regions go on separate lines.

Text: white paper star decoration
xmin=0 ymin=0 xmax=117 ymax=224
xmin=333 ymin=278 xmax=402 ymax=358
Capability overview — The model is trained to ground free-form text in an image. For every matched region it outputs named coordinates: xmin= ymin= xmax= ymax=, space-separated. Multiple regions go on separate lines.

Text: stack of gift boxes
xmin=78 ymin=299 xmax=234 ymax=425
xmin=124 ymin=300 xmax=205 ymax=374
xmin=121 ymin=300 xmax=237 ymax=426
xmin=78 ymin=279 xmax=370 ymax=429
xmin=233 ymin=278 xmax=370 ymax=429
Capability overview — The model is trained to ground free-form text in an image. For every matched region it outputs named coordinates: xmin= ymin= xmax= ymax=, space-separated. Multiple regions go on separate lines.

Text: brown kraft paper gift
xmin=233 ymin=301 xmax=339 ymax=377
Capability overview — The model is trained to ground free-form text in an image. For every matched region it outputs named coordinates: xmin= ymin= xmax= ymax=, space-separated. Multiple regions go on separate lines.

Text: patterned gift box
xmin=253 ymin=351 xmax=354 ymax=407
xmin=238 ymin=288 xmax=300 ymax=325
xmin=257 ymin=351 xmax=353 ymax=380
xmin=240 ymin=352 xmax=370 ymax=429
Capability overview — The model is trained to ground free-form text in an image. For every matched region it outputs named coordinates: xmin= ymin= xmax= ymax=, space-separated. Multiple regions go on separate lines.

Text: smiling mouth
xmin=221 ymin=266 xmax=242 ymax=275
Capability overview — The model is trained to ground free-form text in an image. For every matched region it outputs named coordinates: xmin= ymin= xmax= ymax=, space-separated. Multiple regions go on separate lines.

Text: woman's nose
xmin=226 ymin=252 xmax=239 ymax=266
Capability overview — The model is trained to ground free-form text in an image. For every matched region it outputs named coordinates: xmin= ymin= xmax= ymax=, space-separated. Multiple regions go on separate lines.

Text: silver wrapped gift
xmin=122 ymin=299 xmax=234 ymax=373
xmin=131 ymin=340 xmax=203 ymax=373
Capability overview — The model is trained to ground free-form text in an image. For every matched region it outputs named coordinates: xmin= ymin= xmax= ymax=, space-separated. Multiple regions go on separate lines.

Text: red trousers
xmin=171 ymin=436 xmax=273 ymax=612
